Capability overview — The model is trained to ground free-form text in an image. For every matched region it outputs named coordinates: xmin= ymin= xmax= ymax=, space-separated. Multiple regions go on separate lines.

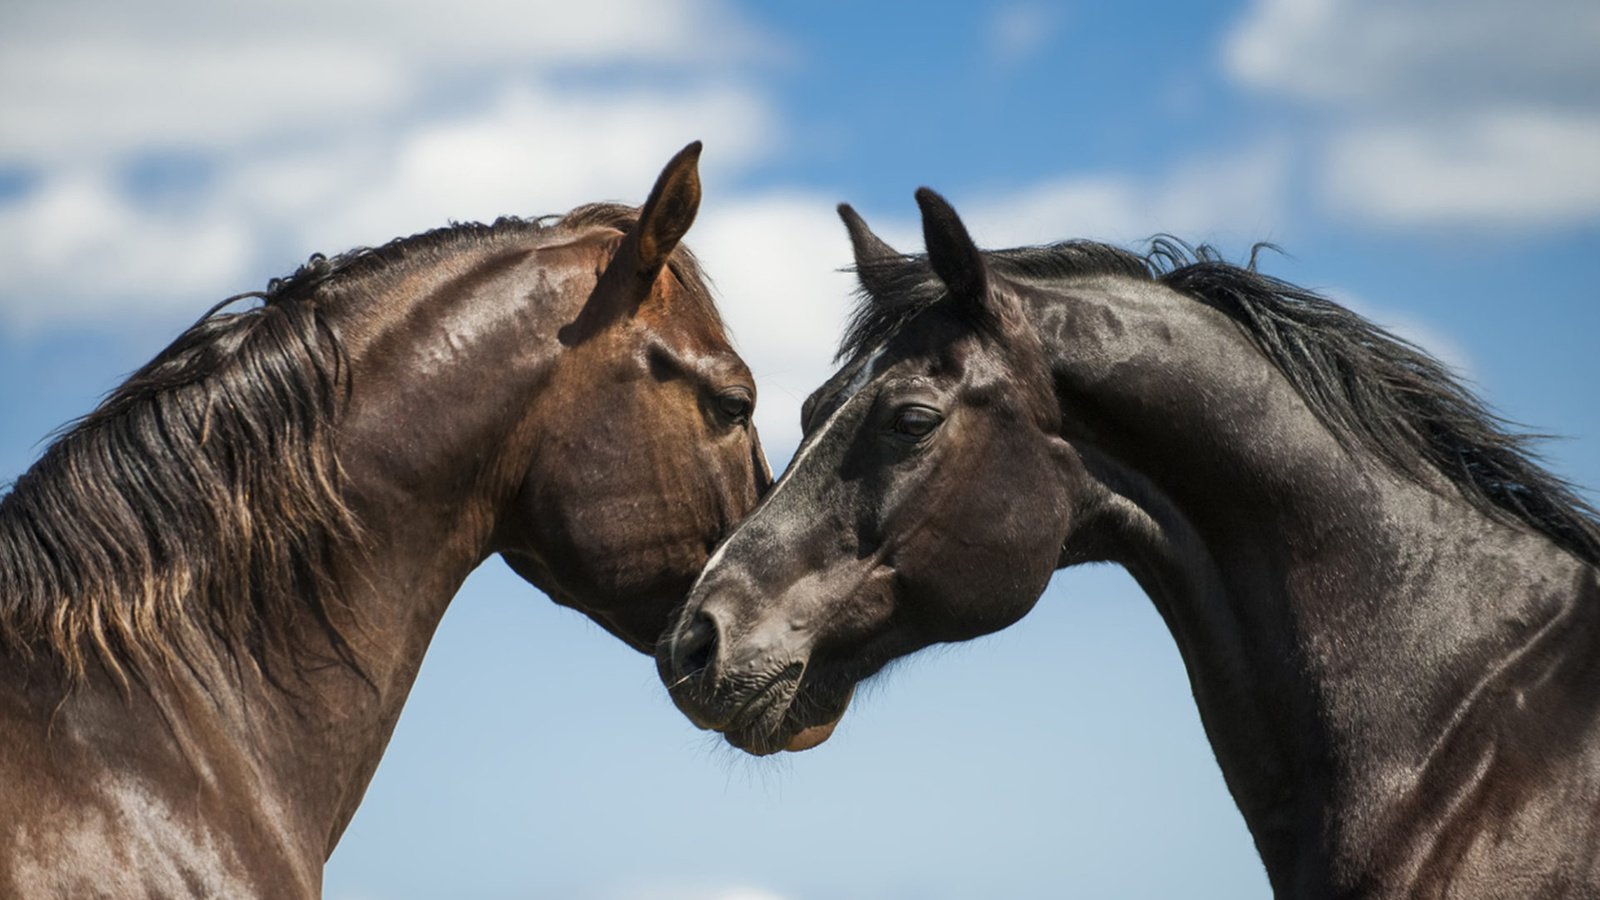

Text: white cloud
xmin=1322 ymin=110 xmax=1600 ymax=228
xmin=1224 ymin=0 xmax=1600 ymax=229
xmin=1225 ymin=0 xmax=1600 ymax=107
xmin=0 ymin=0 xmax=768 ymax=165
xmin=963 ymin=141 xmax=1292 ymax=248
xmin=0 ymin=51 xmax=779 ymax=329
xmin=271 ymin=81 xmax=777 ymax=254
xmin=693 ymin=193 xmax=863 ymax=454
xmin=0 ymin=39 xmax=407 ymax=164
xmin=0 ymin=170 xmax=255 ymax=328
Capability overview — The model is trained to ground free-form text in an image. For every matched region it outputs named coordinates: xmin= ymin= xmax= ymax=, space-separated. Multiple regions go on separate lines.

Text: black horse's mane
xmin=0 ymin=203 xmax=711 ymax=686
xmin=844 ymin=238 xmax=1600 ymax=568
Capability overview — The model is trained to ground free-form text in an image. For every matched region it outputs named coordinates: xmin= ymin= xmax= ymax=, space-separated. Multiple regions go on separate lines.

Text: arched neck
xmin=1036 ymin=280 xmax=1596 ymax=893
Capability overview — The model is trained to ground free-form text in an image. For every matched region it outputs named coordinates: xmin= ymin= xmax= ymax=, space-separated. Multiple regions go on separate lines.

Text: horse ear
xmin=630 ymin=140 xmax=702 ymax=274
xmin=837 ymin=203 xmax=901 ymax=299
xmin=915 ymin=187 xmax=987 ymax=312
xmin=915 ymin=187 xmax=985 ymax=302
xmin=580 ymin=141 xmax=702 ymax=333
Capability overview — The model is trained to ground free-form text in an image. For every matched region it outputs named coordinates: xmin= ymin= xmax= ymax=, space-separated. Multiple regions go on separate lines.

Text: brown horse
xmin=0 ymin=143 xmax=768 ymax=898
xmin=659 ymin=189 xmax=1600 ymax=898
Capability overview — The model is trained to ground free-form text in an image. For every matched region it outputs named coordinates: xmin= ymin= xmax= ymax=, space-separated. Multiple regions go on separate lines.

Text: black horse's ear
xmin=915 ymin=187 xmax=988 ymax=315
xmin=567 ymin=142 xmax=702 ymax=342
xmin=837 ymin=203 xmax=901 ymax=299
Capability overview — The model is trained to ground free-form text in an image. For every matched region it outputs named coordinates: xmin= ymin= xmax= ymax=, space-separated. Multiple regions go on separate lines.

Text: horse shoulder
xmin=0 ymin=678 xmax=319 ymax=899
xmin=1384 ymin=560 xmax=1600 ymax=897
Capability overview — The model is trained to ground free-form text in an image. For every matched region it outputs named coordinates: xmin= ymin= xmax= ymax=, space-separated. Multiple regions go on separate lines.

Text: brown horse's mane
xmin=0 ymin=203 xmax=716 ymax=687
xmin=843 ymin=237 xmax=1600 ymax=569
xmin=266 ymin=203 xmax=723 ymax=330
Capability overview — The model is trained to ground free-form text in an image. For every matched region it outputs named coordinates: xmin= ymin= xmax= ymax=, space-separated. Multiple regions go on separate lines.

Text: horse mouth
xmin=718 ymin=672 xmax=854 ymax=757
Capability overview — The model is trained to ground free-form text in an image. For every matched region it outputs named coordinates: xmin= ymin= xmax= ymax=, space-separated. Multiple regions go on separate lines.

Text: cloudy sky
xmin=1 ymin=1 xmax=1596 ymax=897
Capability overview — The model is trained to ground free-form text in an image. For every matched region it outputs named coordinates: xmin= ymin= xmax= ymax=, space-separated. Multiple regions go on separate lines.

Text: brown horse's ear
xmin=571 ymin=142 xmax=702 ymax=340
xmin=838 ymin=203 xmax=901 ymax=299
xmin=629 ymin=140 xmax=703 ymax=274
xmin=915 ymin=187 xmax=988 ymax=314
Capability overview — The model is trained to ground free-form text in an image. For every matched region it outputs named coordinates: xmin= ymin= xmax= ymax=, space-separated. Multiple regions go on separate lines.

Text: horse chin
xmin=723 ymin=685 xmax=854 ymax=756
xmin=784 ymin=719 xmax=840 ymax=751
xmin=787 ymin=683 xmax=855 ymax=751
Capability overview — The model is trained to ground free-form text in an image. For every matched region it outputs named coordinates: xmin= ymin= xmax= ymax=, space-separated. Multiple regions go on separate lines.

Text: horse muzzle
xmin=655 ymin=604 xmax=851 ymax=754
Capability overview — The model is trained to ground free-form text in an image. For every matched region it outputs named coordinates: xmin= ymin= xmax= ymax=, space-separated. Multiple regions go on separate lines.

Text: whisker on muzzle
xmin=665 ymin=669 xmax=700 ymax=691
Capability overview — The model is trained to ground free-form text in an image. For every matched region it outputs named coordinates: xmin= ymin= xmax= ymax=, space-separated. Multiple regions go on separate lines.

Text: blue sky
xmin=1 ymin=1 xmax=1596 ymax=897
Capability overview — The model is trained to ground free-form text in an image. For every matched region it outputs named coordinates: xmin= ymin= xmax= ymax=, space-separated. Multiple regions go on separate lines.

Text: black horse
xmin=658 ymin=189 xmax=1600 ymax=897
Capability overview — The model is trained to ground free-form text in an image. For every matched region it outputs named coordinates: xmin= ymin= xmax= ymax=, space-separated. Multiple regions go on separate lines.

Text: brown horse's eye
xmin=892 ymin=405 xmax=943 ymax=441
xmin=716 ymin=388 xmax=753 ymax=425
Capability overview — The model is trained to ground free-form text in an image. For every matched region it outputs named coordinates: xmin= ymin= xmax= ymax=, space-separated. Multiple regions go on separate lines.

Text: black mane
xmin=844 ymin=238 xmax=1600 ymax=568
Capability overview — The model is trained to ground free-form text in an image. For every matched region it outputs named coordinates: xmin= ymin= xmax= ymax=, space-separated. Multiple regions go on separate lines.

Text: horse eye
xmin=892 ymin=406 xmax=943 ymax=441
xmin=716 ymin=389 xmax=753 ymax=424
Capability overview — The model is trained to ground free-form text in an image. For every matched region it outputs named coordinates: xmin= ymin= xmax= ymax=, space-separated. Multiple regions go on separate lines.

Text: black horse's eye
xmin=891 ymin=405 xmax=943 ymax=441
xmin=716 ymin=388 xmax=753 ymax=425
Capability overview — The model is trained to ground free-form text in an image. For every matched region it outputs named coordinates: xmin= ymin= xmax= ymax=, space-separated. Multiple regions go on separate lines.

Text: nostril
xmin=673 ymin=610 xmax=720 ymax=681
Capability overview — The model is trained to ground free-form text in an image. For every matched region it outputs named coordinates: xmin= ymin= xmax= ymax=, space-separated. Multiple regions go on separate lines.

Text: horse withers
xmin=658 ymin=189 xmax=1600 ymax=897
xmin=0 ymin=143 xmax=768 ymax=898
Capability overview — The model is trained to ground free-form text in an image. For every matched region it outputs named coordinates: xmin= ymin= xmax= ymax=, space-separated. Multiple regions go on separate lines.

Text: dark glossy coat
xmin=660 ymin=189 xmax=1600 ymax=898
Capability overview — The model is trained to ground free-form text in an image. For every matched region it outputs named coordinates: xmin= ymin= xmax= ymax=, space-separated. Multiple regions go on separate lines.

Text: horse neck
xmin=0 ymin=233 xmax=590 ymax=890
xmin=130 ymin=237 xmax=570 ymax=854
xmin=277 ymin=237 xmax=587 ymax=846
xmin=1034 ymin=279 xmax=1598 ymax=892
